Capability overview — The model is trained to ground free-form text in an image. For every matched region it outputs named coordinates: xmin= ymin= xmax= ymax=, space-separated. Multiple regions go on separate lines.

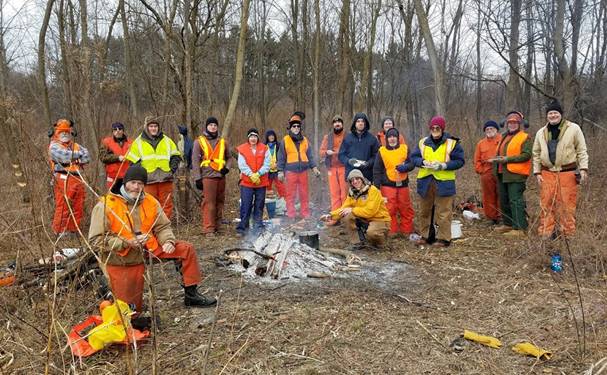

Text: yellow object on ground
xmin=88 ymin=299 xmax=133 ymax=351
xmin=512 ymin=342 xmax=552 ymax=360
xmin=463 ymin=329 xmax=502 ymax=348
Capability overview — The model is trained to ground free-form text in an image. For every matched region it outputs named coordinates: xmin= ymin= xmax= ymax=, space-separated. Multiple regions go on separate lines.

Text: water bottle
xmin=550 ymin=253 xmax=562 ymax=272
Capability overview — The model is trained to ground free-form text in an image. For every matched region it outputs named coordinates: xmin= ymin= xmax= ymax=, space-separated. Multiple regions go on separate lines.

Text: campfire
xmin=218 ymin=231 xmax=361 ymax=281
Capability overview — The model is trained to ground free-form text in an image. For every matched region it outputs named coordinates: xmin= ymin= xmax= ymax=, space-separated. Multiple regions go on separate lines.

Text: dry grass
xmin=0 ymin=131 xmax=606 ymax=374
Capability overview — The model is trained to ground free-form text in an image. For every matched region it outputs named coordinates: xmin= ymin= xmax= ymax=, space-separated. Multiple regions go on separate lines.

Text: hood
xmin=265 ymin=129 xmax=277 ymax=144
xmin=177 ymin=124 xmax=188 ymax=136
xmin=351 ymin=113 xmax=370 ymax=134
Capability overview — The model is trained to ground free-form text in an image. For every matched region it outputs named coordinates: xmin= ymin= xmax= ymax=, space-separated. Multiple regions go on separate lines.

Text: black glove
xmin=220 ymin=167 xmax=230 ymax=176
xmin=195 ymin=179 xmax=203 ymax=190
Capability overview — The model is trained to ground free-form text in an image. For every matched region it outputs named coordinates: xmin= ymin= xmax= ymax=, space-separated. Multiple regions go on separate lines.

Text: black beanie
xmin=546 ymin=100 xmax=563 ymax=115
xmin=247 ymin=128 xmax=259 ymax=138
xmin=123 ymin=164 xmax=148 ymax=185
xmin=205 ymin=116 xmax=219 ymax=127
xmin=483 ymin=120 xmax=499 ymax=131
xmin=385 ymin=127 xmax=400 ymax=139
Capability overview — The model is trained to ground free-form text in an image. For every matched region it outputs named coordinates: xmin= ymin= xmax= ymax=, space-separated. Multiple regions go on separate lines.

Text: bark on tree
xmin=505 ymin=0 xmax=522 ymax=110
xmin=358 ymin=0 xmax=381 ymax=115
xmin=413 ymin=0 xmax=446 ymax=114
xmin=336 ymin=0 xmax=351 ymax=116
xmin=223 ymin=0 xmax=250 ymax=136
xmin=553 ymin=0 xmax=575 ymax=111
xmin=37 ymin=0 xmax=55 ymax=127
xmin=120 ymin=0 xmax=139 ymax=120
xmin=312 ymin=0 xmax=320 ymax=151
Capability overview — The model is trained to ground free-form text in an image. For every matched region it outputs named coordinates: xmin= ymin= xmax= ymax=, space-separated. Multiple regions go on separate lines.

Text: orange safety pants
xmin=52 ymin=174 xmax=85 ymax=234
xmin=480 ymin=172 xmax=500 ymax=221
xmin=285 ymin=171 xmax=310 ymax=218
xmin=144 ymin=181 xmax=174 ymax=219
xmin=106 ymin=240 xmax=202 ymax=312
xmin=327 ymin=166 xmax=348 ymax=210
xmin=381 ymin=186 xmax=414 ymax=234
xmin=538 ymin=170 xmax=578 ymax=237
xmin=201 ymin=177 xmax=226 ymax=233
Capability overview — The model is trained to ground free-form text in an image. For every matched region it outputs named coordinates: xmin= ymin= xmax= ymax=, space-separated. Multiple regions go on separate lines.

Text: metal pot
xmin=298 ymin=231 xmax=319 ymax=250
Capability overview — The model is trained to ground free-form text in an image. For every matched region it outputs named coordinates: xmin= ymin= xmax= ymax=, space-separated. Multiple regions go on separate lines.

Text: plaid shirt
xmin=49 ymin=141 xmax=91 ymax=172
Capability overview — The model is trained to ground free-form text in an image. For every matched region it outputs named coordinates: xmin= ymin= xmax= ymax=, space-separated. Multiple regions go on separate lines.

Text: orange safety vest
xmin=102 ymin=136 xmax=132 ymax=181
xmin=236 ymin=143 xmax=269 ymax=188
xmin=378 ymin=144 xmax=408 ymax=182
xmin=49 ymin=142 xmax=81 ymax=173
xmin=198 ymin=137 xmax=226 ymax=171
xmin=505 ymin=131 xmax=531 ymax=176
xmin=283 ymin=136 xmax=309 ymax=164
xmin=102 ymin=194 xmax=161 ymax=256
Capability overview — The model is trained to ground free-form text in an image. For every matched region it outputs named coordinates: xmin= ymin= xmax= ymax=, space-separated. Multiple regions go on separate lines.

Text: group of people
xmin=45 ymin=98 xmax=589 ymax=316
xmin=473 ymin=100 xmax=588 ymax=242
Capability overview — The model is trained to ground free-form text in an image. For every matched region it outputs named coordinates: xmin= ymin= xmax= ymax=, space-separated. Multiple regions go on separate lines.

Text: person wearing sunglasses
xmin=277 ymin=111 xmax=320 ymax=221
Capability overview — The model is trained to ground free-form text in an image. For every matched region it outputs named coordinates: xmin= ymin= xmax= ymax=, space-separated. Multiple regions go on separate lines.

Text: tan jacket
xmin=532 ymin=120 xmax=589 ymax=174
xmin=88 ymin=192 xmax=176 ymax=266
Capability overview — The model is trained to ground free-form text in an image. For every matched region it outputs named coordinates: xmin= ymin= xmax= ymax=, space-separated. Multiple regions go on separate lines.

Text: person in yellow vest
xmin=490 ymin=111 xmax=532 ymax=237
xmin=277 ymin=112 xmax=320 ymax=220
xmin=320 ymin=169 xmax=391 ymax=249
xmin=191 ymin=117 xmax=231 ymax=235
xmin=410 ymin=116 xmax=465 ymax=247
xmin=126 ymin=117 xmax=181 ymax=219
xmin=373 ymin=128 xmax=415 ymax=236
xmin=88 ymin=164 xmax=216 ymax=311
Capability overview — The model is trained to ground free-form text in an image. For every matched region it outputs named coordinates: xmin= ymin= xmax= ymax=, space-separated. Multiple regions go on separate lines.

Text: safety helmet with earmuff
xmin=499 ymin=111 xmax=529 ymax=129
xmin=48 ymin=118 xmax=78 ymax=138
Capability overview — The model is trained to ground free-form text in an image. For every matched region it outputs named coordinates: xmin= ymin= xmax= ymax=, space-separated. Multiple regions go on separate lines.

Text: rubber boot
xmin=184 ymin=285 xmax=217 ymax=307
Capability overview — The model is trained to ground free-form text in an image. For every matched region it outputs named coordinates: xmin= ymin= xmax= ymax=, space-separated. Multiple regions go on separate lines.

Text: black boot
xmin=184 ymin=285 xmax=217 ymax=307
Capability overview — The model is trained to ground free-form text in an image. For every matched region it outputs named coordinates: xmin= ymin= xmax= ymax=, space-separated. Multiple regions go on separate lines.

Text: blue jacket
xmin=410 ymin=133 xmax=465 ymax=197
xmin=338 ymin=113 xmax=380 ymax=181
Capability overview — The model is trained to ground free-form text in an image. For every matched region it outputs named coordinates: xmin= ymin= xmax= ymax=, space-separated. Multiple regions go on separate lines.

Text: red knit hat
xmin=429 ymin=116 xmax=446 ymax=131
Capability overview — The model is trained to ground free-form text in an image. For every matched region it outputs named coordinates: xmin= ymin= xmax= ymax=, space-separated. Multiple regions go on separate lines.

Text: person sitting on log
xmin=320 ymin=169 xmax=390 ymax=250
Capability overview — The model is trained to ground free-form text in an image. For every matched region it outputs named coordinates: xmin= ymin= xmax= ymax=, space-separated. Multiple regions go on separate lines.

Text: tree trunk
xmin=223 ymin=0 xmax=250 ymax=136
xmin=312 ymin=0 xmax=320 ymax=151
xmin=120 ymin=0 xmax=139 ymax=120
xmin=37 ymin=0 xmax=55 ymax=127
xmin=523 ymin=0 xmax=534 ymax=115
xmin=359 ymin=0 xmax=381 ymax=115
xmin=413 ymin=0 xmax=445 ymax=114
xmin=505 ymin=0 xmax=522 ymax=110
xmin=476 ymin=0 xmax=482 ymax=123
xmin=553 ymin=0 xmax=575 ymax=111
xmin=57 ymin=0 xmax=74 ymax=118
xmin=335 ymin=0 xmax=350 ymax=115
xmin=78 ymin=0 xmax=98 ymax=156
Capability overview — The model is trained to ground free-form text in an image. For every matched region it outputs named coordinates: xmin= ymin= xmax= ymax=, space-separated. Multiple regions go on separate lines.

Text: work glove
xmin=436 ymin=163 xmax=448 ymax=171
xmin=348 ymin=158 xmax=359 ymax=167
xmin=250 ymin=172 xmax=261 ymax=185
xmin=422 ymin=159 xmax=434 ymax=168
xmin=396 ymin=163 xmax=409 ymax=173
xmin=312 ymin=167 xmax=321 ymax=177
xmin=511 ymin=342 xmax=552 ymax=360
xmin=277 ymin=172 xmax=285 ymax=181
xmin=463 ymin=330 xmax=502 ymax=349
xmin=220 ymin=167 xmax=230 ymax=176
xmin=195 ymin=179 xmax=203 ymax=190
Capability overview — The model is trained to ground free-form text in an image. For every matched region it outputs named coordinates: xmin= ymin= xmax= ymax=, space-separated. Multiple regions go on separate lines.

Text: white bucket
xmin=451 ymin=220 xmax=463 ymax=239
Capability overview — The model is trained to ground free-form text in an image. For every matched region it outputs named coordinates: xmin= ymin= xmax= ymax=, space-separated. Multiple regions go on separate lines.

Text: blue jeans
xmin=237 ymin=186 xmax=266 ymax=232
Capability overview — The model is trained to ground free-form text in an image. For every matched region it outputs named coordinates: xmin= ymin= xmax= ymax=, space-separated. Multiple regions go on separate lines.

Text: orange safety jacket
xmin=284 ymin=136 xmax=309 ymax=164
xmin=505 ymin=132 xmax=531 ymax=176
xmin=102 ymin=194 xmax=161 ymax=256
xmin=378 ymin=144 xmax=408 ymax=182
xmin=237 ymin=143 xmax=269 ymax=188
xmin=102 ymin=137 xmax=132 ymax=181
xmin=198 ymin=137 xmax=226 ymax=171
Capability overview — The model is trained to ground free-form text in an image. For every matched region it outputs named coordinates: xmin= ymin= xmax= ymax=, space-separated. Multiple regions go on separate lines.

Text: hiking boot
xmin=184 ymin=286 xmax=217 ymax=307
xmin=432 ymin=240 xmax=450 ymax=248
xmin=494 ymin=225 xmax=513 ymax=233
xmin=415 ymin=238 xmax=429 ymax=246
xmin=503 ymin=229 xmax=527 ymax=238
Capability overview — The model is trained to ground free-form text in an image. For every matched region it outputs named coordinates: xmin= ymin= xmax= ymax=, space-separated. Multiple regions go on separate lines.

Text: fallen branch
xmin=416 ymin=320 xmax=446 ymax=348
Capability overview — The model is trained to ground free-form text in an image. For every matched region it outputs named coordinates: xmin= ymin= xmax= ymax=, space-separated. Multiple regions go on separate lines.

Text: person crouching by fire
xmin=320 ymin=169 xmax=390 ymax=250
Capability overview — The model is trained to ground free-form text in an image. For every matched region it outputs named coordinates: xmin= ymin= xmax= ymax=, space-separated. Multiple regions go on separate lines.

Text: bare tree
xmin=37 ymin=0 xmax=55 ymax=126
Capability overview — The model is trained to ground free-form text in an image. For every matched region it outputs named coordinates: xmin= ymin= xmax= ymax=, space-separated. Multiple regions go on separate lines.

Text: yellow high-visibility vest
xmin=198 ymin=137 xmax=226 ymax=171
xmin=417 ymin=137 xmax=457 ymax=181
xmin=126 ymin=135 xmax=180 ymax=173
